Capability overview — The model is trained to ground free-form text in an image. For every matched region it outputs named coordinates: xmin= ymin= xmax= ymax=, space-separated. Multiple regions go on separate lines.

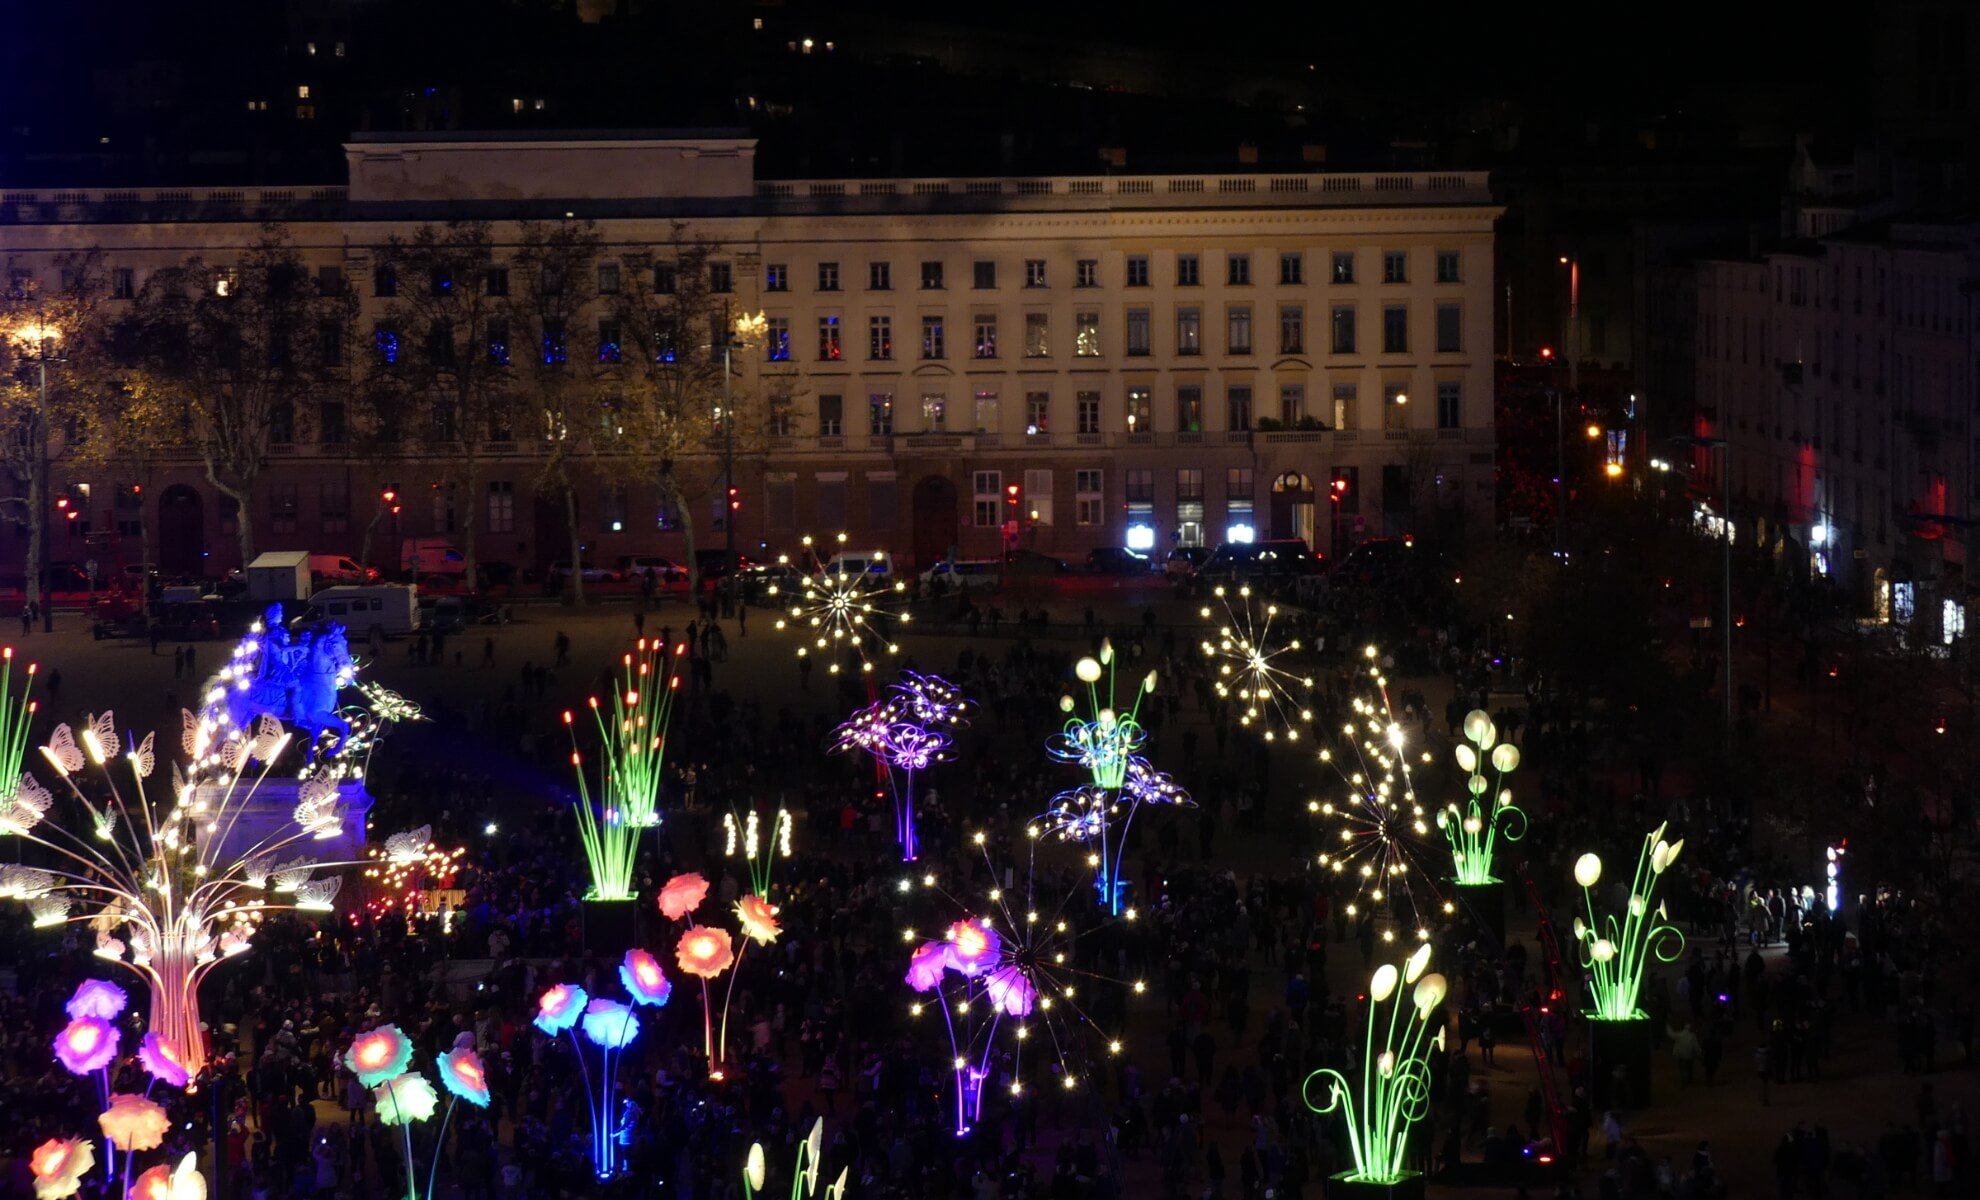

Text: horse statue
xmin=211 ymin=604 xmax=355 ymax=763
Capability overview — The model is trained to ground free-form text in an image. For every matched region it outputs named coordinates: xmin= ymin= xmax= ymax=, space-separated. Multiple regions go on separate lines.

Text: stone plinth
xmin=194 ymin=777 xmax=373 ymax=869
xmin=1325 ymin=1171 xmax=1426 ymax=1200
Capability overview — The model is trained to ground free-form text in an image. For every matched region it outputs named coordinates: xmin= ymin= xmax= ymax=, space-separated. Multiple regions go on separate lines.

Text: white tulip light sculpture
xmin=1302 ymin=943 xmax=1447 ymax=1186
xmin=1572 ymin=824 xmax=1686 ymax=1022
xmin=1436 ymin=709 xmax=1528 ymax=886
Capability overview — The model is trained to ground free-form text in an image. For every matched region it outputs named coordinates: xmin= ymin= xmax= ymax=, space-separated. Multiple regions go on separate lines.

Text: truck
xmin=244 ymin=551 xmax=312 ymax=605
xmin=297 ymin=583 xmax=421 ymax=639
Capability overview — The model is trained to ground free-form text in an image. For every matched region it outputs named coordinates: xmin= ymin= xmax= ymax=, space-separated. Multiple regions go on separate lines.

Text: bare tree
xmin=116 ymin=226 xmax=356 ymax=567
xmin=504 ymin=219 xmax=604 ymax=604
xmin=611 ymin=227 xmax=769 ymax=594
xmin=366 ymin=221 xmax=515 ymax=587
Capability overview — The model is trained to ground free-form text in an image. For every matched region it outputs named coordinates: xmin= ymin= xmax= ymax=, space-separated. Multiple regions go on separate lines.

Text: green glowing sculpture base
xmin=582 ymin=896 xmax=639 ymax=959
xmin=1325 ymin=1170 xmax=1426 ymax=1200
xmin=1588 ymin=1015 xmax=1653 ymax=1109
xmin=1451 ymin=879 xmax=1507 ymax=946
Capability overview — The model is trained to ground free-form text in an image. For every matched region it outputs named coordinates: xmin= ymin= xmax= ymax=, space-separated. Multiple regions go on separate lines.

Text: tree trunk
xmin=23 ymin=416 xmax=47 ymax=629
xmin=460 ymin=453 xmax=482 ymax=592
xmin=210 ymin=470 xmax=256 ymax=569
xmin=666 ymin=474 xmax=701 ymax=596
xmin=563 ymin=480 xmax=584 ymax=606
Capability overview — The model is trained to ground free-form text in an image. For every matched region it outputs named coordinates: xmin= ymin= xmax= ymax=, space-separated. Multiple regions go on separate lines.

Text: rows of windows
xmin=62 ymin=247 xmax=1470 ymax=308
xmin=803 ymin=381 xmax=1466 ymax=437
xmin=765 ymin=302 xmax=1464 ymax=362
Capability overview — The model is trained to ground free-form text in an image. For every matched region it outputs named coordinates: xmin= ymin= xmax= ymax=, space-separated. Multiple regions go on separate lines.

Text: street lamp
xmin=718 ymin=308 xmax=768 ymax=563
xmin=7 ymin=318 xmax=66 ymax=632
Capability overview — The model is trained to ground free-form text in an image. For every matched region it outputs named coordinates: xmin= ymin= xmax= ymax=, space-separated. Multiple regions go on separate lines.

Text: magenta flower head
xmin=619 ymin=949 xmax=673 ymax=1008
xmin=54 ymin=1017 xmax=119 ymax=1075
xmin=905 ymin=941 xmax=951 ymax=992
xmin=343 ymin=1025 xmax=414 ymax=1087
xmin=945 ymin=918 xmax=1001 ymax=977
xmin=137 ymin=1033 xmax=191 ymax=1089
xmin=580 ymin=998 xmax=640 ymax=1049
xmin=534 ymin=983 xmax=588 ymax=1036
xmin=983 ymin=966 xmax=1037 ymax=1018
xmin=435 ymin=1047 xmax=491 ymax=1108
xmin=64 ymin=980 xmax=128 ymax=1022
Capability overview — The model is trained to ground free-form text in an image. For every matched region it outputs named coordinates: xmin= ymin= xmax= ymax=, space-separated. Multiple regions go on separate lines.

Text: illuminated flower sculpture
xmin=138 ymin=1033 xmax=192 ymax=1089
xmin=29 ymin=1137 xmax=94 ymax=1200
xmin=830 ymin=670 xmax=973 ymax=862
xmin=0 ymin=689 xmax=365 ymax=1078
xmin=771 ymin=532 xmax=910 ymax=675
xmin=741 ymin=1119 xmax=850 ymax=1200
xmin=1040 ymin=643 xmax=1185 ymax=913
xmin=64 ymin=979 xmax=128 ymax=1021
xmin=1302 ymin=944 xmax=1448 ymax=1189
xmin=533 ymin=968 xmax=650 ymax=1180
xmin=344 ymin=1025 xmax=415 ymax=1086
xmin=619 ymin=948 xmax=674 ymax=1007
xmin=902 ymin=831 xmax=1143 ymax=1134
xmin=1436 ymin=709 xmax=1529 ymax=887
xmin=98 ymin=1093 xmax=171 ymax=1152
xmin=1199 ymin=584 xmax=1315 ymax=742
xmin=724 ymin=807 xmax=794 ymax=898
xmin=1573 ymin=824 xmax=1686 ymax=1022
xmin=374 ymin=1073 xmax=440 ymax=1125
xmin=346 ymin=1029 xmax=498 ymax=1197
xmin=677 ymin=924 xmax=737 ymax=1074
xmin=54 ymin=1017 xmax=119 ymax=1075
xmin=129 ymin=1154 xmax=205 ymax=1200
xmin=657 ymin=872 xmax=709 ymax=922
xmin=1312 ymin=646 xmax=1449 ymax=944
xmin=564 ymin=639 xmax=685 ymax=902
xmin=435 ymin=1048 xmax=492 ymax=1108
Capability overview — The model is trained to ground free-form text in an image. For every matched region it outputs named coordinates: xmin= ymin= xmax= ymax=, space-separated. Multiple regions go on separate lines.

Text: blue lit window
xmin=541 ymin=323 xmax=568 ymax=365
xmin=597 ymin=320 xmax=621 ymax=364
xmin=373 ymin=327 xmax=399 ymax=364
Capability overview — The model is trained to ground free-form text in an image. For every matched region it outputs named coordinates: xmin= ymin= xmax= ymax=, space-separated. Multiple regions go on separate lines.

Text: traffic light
xmin=1539 ymin=346 xmax=1555 ymax=360
xmin=1006 ymin=483 xmax=1020 ymax=508
xmin=1329 ymin=477 xmax=1350 ymax=504
xmin=54 ymin=494 xmax=76 ymax=521
xmin=728 ymin=486 xmax=740 ymax=512
xmin=1585 ymin=423 xmax=1603 ymax=440
xmin=382 ymin=488 xmax=400 ymax=515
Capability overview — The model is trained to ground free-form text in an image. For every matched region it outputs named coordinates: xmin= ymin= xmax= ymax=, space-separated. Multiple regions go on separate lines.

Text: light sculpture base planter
xmin=1326 ymin=1170 xmax=1426 ymax=1200
xmin=1451 ymin=879 xmax=1506 ymax=946
xmin=1588 ymin=1015 xmax=1654 ymax=1109
xmin=582 ymin=898 xmax=639 ymax=959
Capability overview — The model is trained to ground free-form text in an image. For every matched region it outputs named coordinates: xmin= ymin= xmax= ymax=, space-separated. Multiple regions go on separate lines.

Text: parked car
xmin=1164 ymin=547 xmax=1211 ymax=579
xmin=920 ymin=559 xmax=1002 ymax=592
xmin=740 ymin=561 xmax=805 ymax=602
xmin=1085 ymin=547 xmax=1155 ymax=575
xmin=1199 ymin=539 xmax=1324 ymax=582
xmin=1003 ymin=549 xmax=1072 ymax=576
xmin=547 ymin=559 xmax=621 ymax=585
xmin=617 ymin=554 xmax=687 ymax=583
xmin=823 ymin=551 xmax=892 ymax=578
xmin=308 ymin=554 xmax=378 ymax=585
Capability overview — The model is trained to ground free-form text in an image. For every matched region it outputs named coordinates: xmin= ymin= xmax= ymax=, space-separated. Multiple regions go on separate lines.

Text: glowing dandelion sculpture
xmin=742 ymin=1120 xmax=850 ymax=1200
xmin=901 ymin=829 xmax=1144 ymax=1134
xmin=771 ymin=533 xmax=909 ymax=675
xmin=1572 ymin=825 xmax=1685 ymax=1022
xmin=1437 ymin=709 xmax=1528 ymax=887
xmin=1311 ymin=646 xmax=1447 ymax=945
xmin=829 ymin=671 xmax=972 ymax=861
xmin=1199 ymin=583 xmax=1315 ymax=742
xmin=1302 ymin=943 xmax=1447 ymax=1190
xmin=563 ymin=639 xmax=685 ymax=902
xmin=2 ymin=706 xmax=361 ymax=1078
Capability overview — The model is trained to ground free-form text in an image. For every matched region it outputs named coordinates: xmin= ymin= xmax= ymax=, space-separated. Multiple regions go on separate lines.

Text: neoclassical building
xmin=4 ymin=132 xmax=1500 ymax=576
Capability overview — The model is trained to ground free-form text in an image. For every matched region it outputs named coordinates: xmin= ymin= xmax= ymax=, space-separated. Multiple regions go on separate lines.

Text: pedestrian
xmin=483 ymin=637 xmax=495 ymax=668
xmin=18 ymin=607 xmax=29 ymax=637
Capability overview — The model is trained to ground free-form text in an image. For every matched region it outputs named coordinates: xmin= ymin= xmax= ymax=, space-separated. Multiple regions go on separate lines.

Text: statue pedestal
xmin=1452 ymin=880 xmax=1507 ymax=946
xmin=583 ymin=898 xmax=639 ymax=959
xmin=1325 ymin=1172 xmax=1425 ymax=1200
xmin=195 ymin=777 xmax=373 ymax=868
xmin=1588 ymin=1015 xmax=1654 ymax=1109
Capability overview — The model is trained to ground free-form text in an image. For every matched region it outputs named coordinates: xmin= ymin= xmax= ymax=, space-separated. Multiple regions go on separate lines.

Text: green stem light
xmin=1438 ymin=708 xmax=1527 ymax=886
xmin=565 ymin=640 xmax=683 ymax=901
xmin=1302 ymin=944 xmax=1447 ymax=1185
xmin=1572 ymin=823 xmax=1686 ymax=1021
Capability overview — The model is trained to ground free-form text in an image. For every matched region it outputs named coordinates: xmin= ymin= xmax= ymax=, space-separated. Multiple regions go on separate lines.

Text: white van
xmin=308 ymin=554 xmax=377 ymax=585
xmin=298 ymin=584 xmax=421 ymax=638
xmin=822 ymin=550 xmax=892 ymax=578
xmin=402 ymin=538 xmax=467 ymax=577
xmin=919 ymin=559 xmax=1001 ymax=592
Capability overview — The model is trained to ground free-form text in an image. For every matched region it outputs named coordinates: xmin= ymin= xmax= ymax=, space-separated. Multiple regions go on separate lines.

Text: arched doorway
xmin=1270 ymin=471 xmax=1316 ymax=547
xmin=158 ymin=485 xmax=204 ymax=576
xmin=910 ymin=475 xmax=959 ymax=570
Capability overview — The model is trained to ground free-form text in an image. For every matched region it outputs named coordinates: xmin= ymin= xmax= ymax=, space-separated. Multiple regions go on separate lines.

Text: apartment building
xmin=2 ymin=132 xmax=1500 ymax=576
xmin=1692 ymin=218 xmax=1980 ymax=637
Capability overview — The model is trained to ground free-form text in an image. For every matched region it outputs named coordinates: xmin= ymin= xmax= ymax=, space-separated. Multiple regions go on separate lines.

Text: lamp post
xmin=715 ymin=308 xmax=767 ymax=568
xmin=1556 ymin=255 xmax=1580 ymax=560
xmin=8 ymin=319 xmax=65 ymax=632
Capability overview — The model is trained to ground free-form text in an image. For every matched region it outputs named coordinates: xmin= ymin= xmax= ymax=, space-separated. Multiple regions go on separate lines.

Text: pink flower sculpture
xmin=657 ymin=873 xmax=710 ymax=921
xmin=53 ymin=1017 xmax=118 ymax=1075
xmin=906 ymin=940 xmax=951 ymax=992
xmin=138 ymin=1032 xmax=191 ymax=1089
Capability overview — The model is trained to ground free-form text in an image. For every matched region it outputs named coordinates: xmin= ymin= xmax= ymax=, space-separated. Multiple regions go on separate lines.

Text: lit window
xmin=753 ymin=16 xmax=763 ymax=28
xmin=298 ymin=85 xmax=310 ymax=99
xmin=512 ymin=98 xmax=523 ymax=113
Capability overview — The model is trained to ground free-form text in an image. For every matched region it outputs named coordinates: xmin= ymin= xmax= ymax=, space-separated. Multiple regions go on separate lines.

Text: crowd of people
xmin=1 ymin=562 xmax=1975 ymax=1200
